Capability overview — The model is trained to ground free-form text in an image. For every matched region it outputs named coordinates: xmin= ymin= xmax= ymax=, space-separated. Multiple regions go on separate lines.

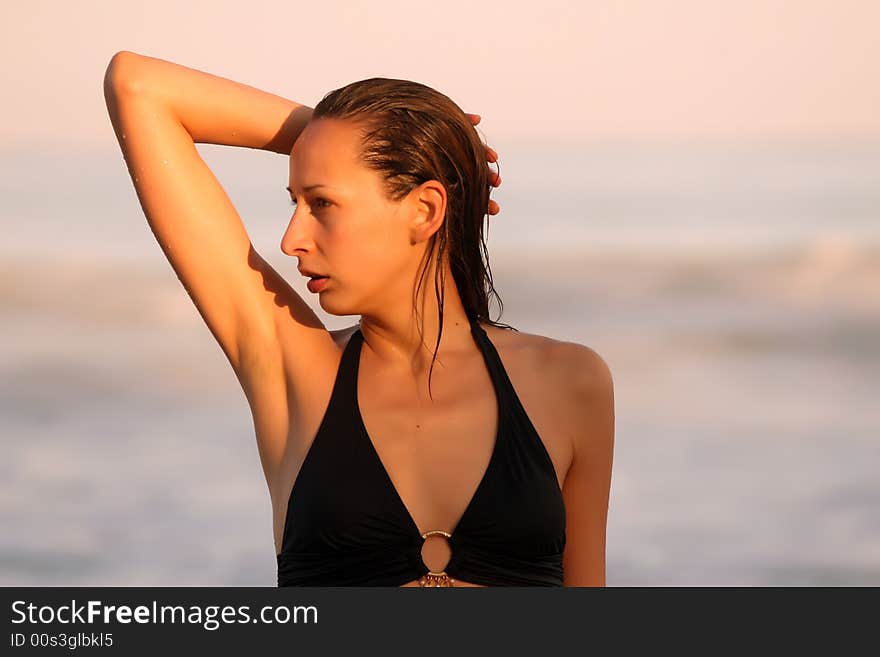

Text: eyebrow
xmin=286 ymin=184 xmax=335 ymax=194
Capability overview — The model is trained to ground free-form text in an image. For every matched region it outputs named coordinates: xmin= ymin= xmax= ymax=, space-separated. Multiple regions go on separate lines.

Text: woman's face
xmin=282 ymin=118 xmax=438 ymax=318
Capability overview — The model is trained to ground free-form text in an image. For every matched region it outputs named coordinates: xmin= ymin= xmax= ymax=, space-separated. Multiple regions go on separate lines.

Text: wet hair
xmin=311 ymin=77 xmax=517 ymax=399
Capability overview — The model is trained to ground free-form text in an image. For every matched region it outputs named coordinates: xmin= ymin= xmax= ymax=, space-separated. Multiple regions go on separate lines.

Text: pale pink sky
xmin=2 ymin=0 xmax=879 ymax=147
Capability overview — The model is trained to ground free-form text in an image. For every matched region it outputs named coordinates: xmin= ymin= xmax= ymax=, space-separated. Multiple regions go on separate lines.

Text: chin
xmin=317 ymin=293 xmax=358 ymax=317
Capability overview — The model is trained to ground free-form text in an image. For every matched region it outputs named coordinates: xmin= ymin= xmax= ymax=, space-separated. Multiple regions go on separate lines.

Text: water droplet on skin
xmin=162 ymin=159 xmax=168 ymax=165
xmin=121 ymin=133 xmax=126 ymax=139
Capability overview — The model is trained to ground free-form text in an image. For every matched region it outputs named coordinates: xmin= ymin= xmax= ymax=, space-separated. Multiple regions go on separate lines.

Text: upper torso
xmin=262 ymin=320 xmax=579 ymax=587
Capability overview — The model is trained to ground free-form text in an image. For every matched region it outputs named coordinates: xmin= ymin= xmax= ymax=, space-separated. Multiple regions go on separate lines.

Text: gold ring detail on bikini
xmin=421 ymin=529 xmax=452 ymax=540
xmin=418 ymin=571 xmax=455 ymax=587
xmin=418 ymin=530 xmax=455 ymax=586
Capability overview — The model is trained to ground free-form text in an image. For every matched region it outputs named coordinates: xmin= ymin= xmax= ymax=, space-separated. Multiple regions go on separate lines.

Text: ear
xmin=407 ymin=180 xmax=447 ymax=245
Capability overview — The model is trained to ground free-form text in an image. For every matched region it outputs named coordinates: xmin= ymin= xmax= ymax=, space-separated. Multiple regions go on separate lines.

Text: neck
xmin=358 ymin=262 xmax=477 ymax=376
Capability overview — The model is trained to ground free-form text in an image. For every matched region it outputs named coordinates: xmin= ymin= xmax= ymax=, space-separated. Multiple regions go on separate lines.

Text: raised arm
xmin=103 ymin=51 xmax=339 ymax=485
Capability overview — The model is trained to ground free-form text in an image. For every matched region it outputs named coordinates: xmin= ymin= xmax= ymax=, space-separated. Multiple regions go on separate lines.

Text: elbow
xmin=104 ymin=51 xmax=147 ymax=99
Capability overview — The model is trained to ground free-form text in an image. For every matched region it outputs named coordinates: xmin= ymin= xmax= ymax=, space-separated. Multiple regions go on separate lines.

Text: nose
xmin=280 ymin=208 xmax=317 ymax=257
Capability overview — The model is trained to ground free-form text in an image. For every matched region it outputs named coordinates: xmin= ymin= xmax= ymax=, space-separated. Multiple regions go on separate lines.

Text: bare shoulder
xmin=482 ymin=323 xmax=614 ymax=458
xmin=482 ymin=323 xmax=613 ymax=396
xmin=542 ymin=336 xmax=615 ymax=462
xmin=532 ymin=333 xmax=614 ymax=453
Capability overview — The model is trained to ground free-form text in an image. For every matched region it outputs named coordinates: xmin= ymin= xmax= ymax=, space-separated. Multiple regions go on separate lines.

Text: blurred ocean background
xmin=2 ymin=138 xmax=878 ymax=586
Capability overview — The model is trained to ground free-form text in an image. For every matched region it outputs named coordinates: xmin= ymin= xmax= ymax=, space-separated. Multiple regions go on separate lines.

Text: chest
xmin=355 ymin=341 xmax=572 ymax=539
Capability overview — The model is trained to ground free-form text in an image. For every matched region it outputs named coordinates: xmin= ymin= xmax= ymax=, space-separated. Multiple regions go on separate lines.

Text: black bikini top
xmin=276 ymin=317 xmax=566 ymax=586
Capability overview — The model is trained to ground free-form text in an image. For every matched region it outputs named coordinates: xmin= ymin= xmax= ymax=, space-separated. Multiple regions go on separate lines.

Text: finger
xmin=490 ymin=171 xmax=501 ymax=187
xmin=486 ymin=146 xmax=498 ymax=163
xmin=467 ymin=113 xmax=481 ymax=125
xmin=488 ymin=200 xmax=500 ymax=215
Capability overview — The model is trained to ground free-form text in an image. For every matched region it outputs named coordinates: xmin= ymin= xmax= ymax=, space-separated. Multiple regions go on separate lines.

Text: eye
xmin=289 ymin=198 xmax=331 ymax=209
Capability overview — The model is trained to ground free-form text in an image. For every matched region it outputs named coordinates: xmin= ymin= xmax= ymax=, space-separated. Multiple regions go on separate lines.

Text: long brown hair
xmin=311 ymin=77 xmax=516 ymax=399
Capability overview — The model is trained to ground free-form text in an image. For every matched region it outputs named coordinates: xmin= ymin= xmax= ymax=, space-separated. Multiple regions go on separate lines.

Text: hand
xmin=466 ymin=113 xmax=502 ymax=216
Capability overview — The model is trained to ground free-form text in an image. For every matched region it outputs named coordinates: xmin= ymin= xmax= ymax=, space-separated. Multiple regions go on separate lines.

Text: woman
xmin=103 ymin=51 xmax=615 ymax=587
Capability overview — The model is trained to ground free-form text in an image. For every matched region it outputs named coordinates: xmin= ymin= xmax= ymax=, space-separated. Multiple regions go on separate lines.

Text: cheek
xmin=357 ymin=240 xmax=408 ymax=285
xmin=345 ymin=213 xmax=412 ymax=277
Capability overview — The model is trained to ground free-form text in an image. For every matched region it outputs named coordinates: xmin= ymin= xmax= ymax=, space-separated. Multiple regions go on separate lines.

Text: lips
xmin=306 ymin=276 xmax=330 ymax=293
xmin=298 ymin=267 xmax=328 ymax=279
